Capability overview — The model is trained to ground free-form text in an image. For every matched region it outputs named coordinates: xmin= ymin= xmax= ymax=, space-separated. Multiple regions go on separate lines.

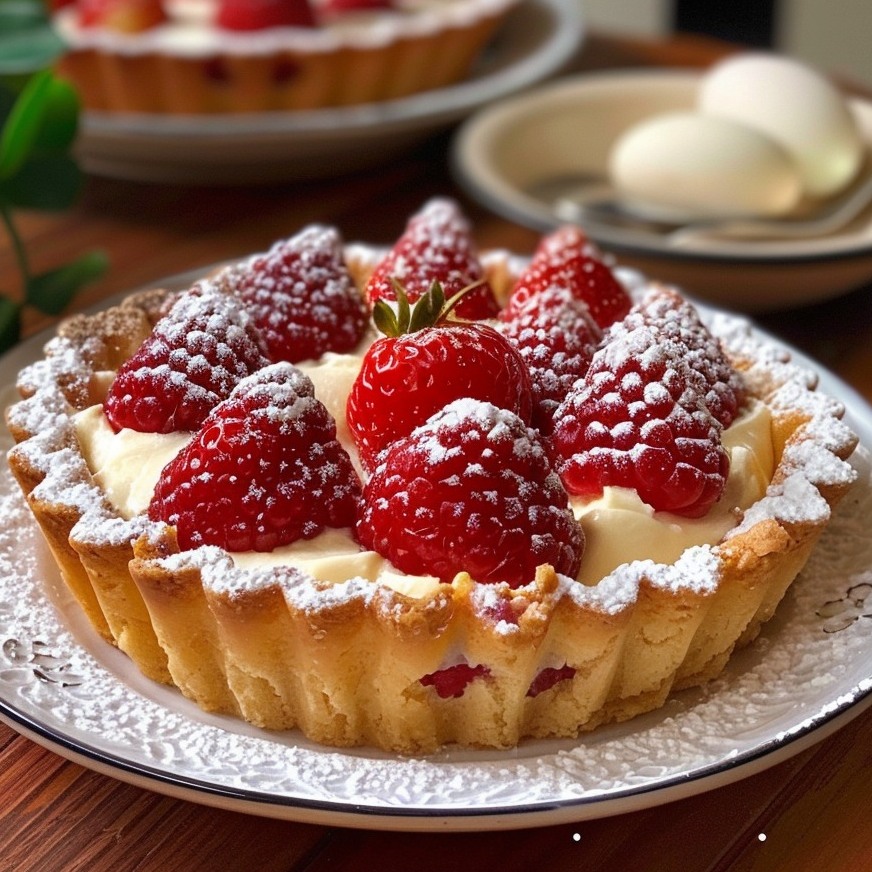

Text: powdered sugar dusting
xmin=1 ymin=239 xmax=863 ymax=773
xmin=364 ymin=198 xmax=499 ymax=319
xmin=104 ymin=283 xmax=269 ymax=434
xmin=228 ymin=225 xmax=367 ymax=364
xmin=0 ymin=440 xmax=870 ymax=823
xmin=4 ymin=247 xmax=859 ymax=611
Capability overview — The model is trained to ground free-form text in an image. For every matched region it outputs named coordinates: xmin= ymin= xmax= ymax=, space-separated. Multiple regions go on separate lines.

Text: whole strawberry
xmin=364 ymin=198 xmax=500 ymax=321
xmin=498 ymin=283 xmax=602 ymax=434
xmin=231 ymin=225 xmax=368 ymax=364
xmin=357 ymin=399 xmax=584 ymax=587
xmin=346 ymin=282 xmax=533 ymax=472
xmin=217 ymin=0 xmax=316 ymax=29
xmin=149 ymin=362 xmax=361 ymax=552
xmin=104 ymin=284 xmax=270 ymax=434
xmin=550 ymin=321 xmax=729 ymax=518
xmin=504 ymin=225 xmax=631 ymax=330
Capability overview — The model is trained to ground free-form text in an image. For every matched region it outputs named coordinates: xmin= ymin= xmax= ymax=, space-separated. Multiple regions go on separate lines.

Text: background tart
xmin=53 ymin=0 xmax=519 ymax=114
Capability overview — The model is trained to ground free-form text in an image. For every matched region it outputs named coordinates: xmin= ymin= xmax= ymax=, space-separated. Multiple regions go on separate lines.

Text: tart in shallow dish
xmin=4 ymin=199 xmax=858 ymax=754
xmin=53 ymin=0 xmax=519 ymax=113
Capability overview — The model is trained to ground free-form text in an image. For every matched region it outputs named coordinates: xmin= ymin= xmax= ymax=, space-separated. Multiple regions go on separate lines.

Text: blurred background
xmin=586 ymin=0 xmax=872 ymax=86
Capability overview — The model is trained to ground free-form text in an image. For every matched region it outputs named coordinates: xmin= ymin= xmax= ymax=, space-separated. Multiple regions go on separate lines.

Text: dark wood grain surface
xmin=2 ymin=30 xmax=871 ymax=872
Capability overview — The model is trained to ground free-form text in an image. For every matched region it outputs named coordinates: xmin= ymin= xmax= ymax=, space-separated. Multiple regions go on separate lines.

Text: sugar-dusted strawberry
xmin=230 ymin=225 xmax=368 ymax=364
xmin=78 ymin=0 xmax=167 ymax=31
xmin=346 ymin=283 xmax=533 ymax=472
xmin=622 ymin=286 xmax=745 ymax=428
xmin=150 ymin=362 xmax=361 ymax=552
xmin=104 ymin=284 xmax=270 ymax=434
xmin=217 ymin=0 xmax=316 ymax=30
xmin=498 ymin=284 xmax=602 ymax=434
xmin=357 ymin=399 xmax=584 ymax=587
xmin=550 ymin=321 xmax=729 ymax=518
xmin=364 ymin=198 xmax=499 ymax=321
xmin=504 ymin=226 xmax=631 ymax=330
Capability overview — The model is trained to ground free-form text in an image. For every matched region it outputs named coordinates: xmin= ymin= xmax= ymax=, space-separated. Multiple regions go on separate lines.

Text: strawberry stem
xmin=372 ymin=277 xmax=486 ymax=338
xmin=372 ymin=298 xmax=402 ymax=337
xmin=394 ymin=277 xmax=411 ymax=331
xmin=408 ymin=281 xmax=444 ymax=332
xmin=440 ymin=279 xmax=484 ymax=322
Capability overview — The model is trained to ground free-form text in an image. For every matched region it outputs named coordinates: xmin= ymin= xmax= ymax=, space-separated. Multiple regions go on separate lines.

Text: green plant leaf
xmin=0 ymin=2 xmax=64 ymax=78
xmin=31 ymin=76 xmax=80 ymax=153
xmin=0 ymin=68 xmax=54 ymax=178
xmin=0 ymin=67 xmax=78 ymax=180
xmin=0 ymin=0 xmax=47 ymax=30
xmin=0 ymin=295 xmax=21 ymax=352
xmin=26 ymin=250 xmax=108 ymax=315
xmin=0 ymin=86 xmax=16 ymax=124
xmin=0 ymin=152 xmax=82 ymax=209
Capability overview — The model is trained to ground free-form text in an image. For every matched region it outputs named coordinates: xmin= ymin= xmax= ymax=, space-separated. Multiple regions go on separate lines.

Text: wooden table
xmin=2 ymin=31 xmax=872 ymax=872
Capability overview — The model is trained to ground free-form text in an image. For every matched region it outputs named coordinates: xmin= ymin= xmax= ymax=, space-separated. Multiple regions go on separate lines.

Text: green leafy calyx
xmin=372 ymin=278 xmax=484 ymax=338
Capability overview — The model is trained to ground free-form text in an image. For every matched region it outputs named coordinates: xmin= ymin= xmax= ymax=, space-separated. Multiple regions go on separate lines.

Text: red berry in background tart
xmin=217 ymin=0 xmax=316 ymax=29
xmin=231 ymin=225 xmax=368 ymax=364
xmin=504 ymin=225 xmax=631 ymax=330
xmin=364 ymin=198 xmax=500 ymax=321
xmin=625 ymin=286 xmax=745 ymax=428
xmin=550 ymin=319 xmax=730 ymax=518
xmin=149 ymin=362 xmax=361 ymax=552
xmin=78 ymin=0 xmax=167 ymax=31
xmin=357 ymin=399 xmax=584 ymax=587
xmin=346 ymin=283 xmax=533 ymax=472
xmin=498 ymin=284 xmax=602 ymax=434
xmin=104 ymin=284 xmax=269 ymax=434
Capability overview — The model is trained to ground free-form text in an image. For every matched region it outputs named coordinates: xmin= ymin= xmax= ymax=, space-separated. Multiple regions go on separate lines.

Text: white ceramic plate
xmin=452 ymin=70 xmax=872 ymax=311
xmin=1 ymin=287 xmax=871 ymax=832
xmin=74 ymin=0 xmax=583 ymax=185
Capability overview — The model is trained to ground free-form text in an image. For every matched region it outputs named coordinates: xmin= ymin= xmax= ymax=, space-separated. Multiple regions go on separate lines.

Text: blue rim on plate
xmin=1 ymin=279 xmax=871 ymax=832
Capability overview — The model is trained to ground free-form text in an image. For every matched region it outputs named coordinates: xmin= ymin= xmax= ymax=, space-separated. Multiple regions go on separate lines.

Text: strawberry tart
xmin=5 ymin=198 xmax=859 ymax=753
xmin=51 ymin=0 xmax=518 ymax=113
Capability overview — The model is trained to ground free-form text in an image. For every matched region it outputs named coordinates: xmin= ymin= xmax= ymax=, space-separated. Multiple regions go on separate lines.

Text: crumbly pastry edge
xmin=4 ymin=248 xmax=859 ymax=755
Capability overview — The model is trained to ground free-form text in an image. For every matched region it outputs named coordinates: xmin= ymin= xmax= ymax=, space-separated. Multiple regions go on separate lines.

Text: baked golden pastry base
xmin=5 ymin=255 xmax=858 ymax=754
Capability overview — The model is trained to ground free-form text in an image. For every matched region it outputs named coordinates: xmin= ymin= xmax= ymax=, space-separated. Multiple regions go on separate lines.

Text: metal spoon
xmin=536 ymin=170 xmax=872 ymax=242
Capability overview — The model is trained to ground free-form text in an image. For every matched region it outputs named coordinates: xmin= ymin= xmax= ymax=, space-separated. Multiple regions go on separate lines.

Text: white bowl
xmin=451 ymin=69 xmax=872 ymax=312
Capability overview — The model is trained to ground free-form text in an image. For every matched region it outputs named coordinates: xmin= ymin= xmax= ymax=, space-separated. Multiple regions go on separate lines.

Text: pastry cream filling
xmin=73 ymin=381 xmax=773 ymax=599
xmin=573 ymin=399 xmax=774 ymax=584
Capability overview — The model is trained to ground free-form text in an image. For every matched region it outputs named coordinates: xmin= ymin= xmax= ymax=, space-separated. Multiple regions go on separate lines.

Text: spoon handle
xmin=550 ymin=170 xmax=872 ymax=241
